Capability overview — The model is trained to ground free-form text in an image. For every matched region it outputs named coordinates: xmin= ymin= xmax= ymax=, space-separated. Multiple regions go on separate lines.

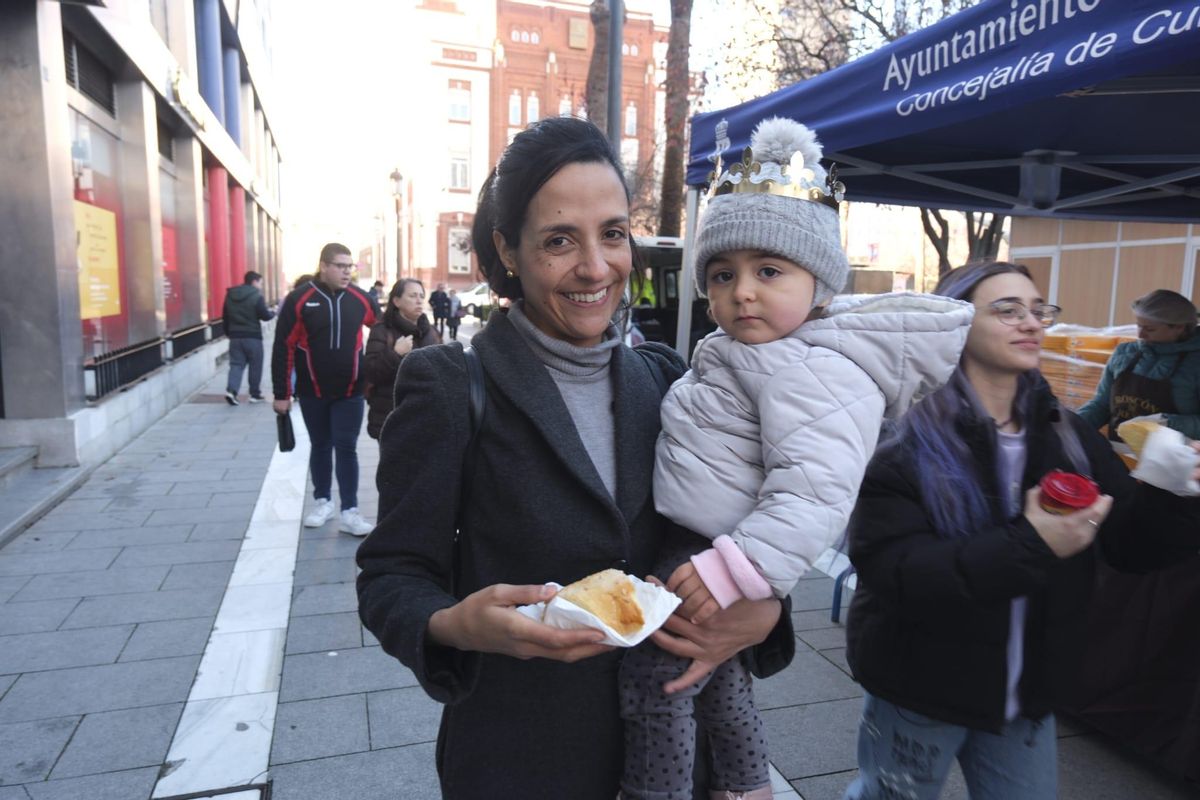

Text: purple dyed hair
xmin=892 ymin=262 xmax=1037 ymax=537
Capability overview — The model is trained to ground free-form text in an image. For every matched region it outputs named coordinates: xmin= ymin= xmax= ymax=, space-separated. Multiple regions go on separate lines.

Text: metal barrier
xmin=83 ymin=337 xmax=165 ymax=401
xmin=209 ymin=318 xmax=225 ymax=340
xmin=164 ymin=322 xmax=210 ymax=361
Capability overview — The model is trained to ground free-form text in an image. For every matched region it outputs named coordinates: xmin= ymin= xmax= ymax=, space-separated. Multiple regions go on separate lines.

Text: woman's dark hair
xmin=892 ymin=261 xmax=1040 ymax=538
xmin=471 ymin=117 xmax=630 ymax=300
xmin=382 ymin=278 xmax=425 ymax=329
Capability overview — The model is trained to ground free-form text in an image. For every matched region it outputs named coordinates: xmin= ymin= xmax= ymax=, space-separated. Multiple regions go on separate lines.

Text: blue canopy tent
xmin=674 ymin=0 xmax=1200 ymax=357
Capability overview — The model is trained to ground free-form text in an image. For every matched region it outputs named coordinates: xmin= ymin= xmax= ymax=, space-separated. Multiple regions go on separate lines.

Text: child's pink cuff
xmin=690 ymin=548 xmax=743 ymax=609
xmin=714 ymin=535 xmax=774 ymax=601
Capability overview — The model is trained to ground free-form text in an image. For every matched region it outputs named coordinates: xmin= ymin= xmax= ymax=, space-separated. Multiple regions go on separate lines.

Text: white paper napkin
xmin=1131 ymin=426 xmax=1200 ymax=497
xmin=516 ymin=573 xmax=682 ymax=647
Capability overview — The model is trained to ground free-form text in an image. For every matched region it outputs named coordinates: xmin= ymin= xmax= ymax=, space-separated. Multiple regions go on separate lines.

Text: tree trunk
xmin=921 ymin=207 xmax=952 ymax=279
xmin=965 ymin=211 xmax=1006 ymax=262
xmin=657 ymin=0 xmax=693 ymax=237
xmin=585 ymin=0 xmax=610 ymax=136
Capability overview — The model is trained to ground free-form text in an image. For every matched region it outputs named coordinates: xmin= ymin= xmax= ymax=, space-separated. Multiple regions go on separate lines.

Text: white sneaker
xmin=338 ymin=508 xmax=373 ymax=537
xmin=303 ymin=498 xmax=336 ymax=528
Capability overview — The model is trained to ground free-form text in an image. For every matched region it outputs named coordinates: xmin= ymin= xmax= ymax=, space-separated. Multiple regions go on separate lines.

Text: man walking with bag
xmin=272 ymin=243 xmax=377 ymax=536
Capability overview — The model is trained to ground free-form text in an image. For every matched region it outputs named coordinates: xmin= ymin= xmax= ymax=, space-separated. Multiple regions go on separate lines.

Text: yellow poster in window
xmin=74 ymin=200 xmax=122 ymax=319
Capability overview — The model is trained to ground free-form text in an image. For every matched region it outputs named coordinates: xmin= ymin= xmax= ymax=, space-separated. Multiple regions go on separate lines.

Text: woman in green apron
xmin=1071 ymin=288 xmax=1200 ymax=782
xmin=1078 ymin=289 xmax=1200 ymax=440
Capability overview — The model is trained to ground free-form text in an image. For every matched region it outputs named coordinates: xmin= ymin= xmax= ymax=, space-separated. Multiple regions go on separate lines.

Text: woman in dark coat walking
xmin=842 ymin=261 xmax=1200 ymax=799
xmin=363 ymin=278 xmax=440 ymax=439
xmin=356 ymin=117 xmax=792 ymax=800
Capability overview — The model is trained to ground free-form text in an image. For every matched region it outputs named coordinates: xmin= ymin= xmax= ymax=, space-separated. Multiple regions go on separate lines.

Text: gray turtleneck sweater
xmin=507 ymin=302 xmax=620 ymax=498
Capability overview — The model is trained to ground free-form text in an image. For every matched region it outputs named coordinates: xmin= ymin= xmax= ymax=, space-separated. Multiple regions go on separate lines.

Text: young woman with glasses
xmin=841 ymin=261 xmax=1200 ymax=800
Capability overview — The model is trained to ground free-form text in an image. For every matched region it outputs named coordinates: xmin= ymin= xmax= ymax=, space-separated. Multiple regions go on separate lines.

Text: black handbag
xmin=276 ymin=410 xmax=296 ymax=452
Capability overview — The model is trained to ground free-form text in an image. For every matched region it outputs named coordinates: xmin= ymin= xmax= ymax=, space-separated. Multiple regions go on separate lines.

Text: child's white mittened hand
xmin=666 ymin=562 xmax=722 ymax=625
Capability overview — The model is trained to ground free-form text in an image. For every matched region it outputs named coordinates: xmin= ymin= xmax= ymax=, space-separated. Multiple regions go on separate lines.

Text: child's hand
xmin=666 ymin=562 xmax=722 ymax=625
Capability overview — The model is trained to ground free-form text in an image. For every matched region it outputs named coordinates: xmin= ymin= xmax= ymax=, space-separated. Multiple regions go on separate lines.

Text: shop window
xmin=449 ymin=228 xmax=472 ymax=273
xmin=508 ymin=90 xmax=522 ymax=126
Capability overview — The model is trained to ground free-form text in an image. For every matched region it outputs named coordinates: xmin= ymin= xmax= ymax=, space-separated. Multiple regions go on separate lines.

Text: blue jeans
xmin=844 ymin=692 xmax=1056 ymax=800
xmin=297 ymin=395 xmax=364 ymax=510
xmin=226 ymin=338 xmax=264 ymax=397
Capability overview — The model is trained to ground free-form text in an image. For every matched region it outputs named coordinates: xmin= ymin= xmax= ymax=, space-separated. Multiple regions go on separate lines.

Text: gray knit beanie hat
xmin=695 ymin=118 xmax=850 ymax=306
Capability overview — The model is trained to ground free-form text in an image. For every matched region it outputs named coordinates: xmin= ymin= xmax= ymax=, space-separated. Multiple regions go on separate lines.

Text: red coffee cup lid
xmin=1039 ymin=470 xmax=1099 ymax=509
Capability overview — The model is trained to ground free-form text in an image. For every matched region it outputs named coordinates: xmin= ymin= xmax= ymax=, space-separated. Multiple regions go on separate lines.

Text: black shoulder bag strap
xmin=452 ymin=344 xmax=486 ymax=594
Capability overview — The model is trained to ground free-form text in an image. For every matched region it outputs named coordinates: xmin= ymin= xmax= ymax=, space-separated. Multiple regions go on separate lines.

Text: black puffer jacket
xmin=846 ymin=376 xmax=1200 ymax=732
xmin=223 ymin=284 xmax=273 ymax=339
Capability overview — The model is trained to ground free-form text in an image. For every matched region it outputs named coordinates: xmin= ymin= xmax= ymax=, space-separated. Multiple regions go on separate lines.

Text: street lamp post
xmin=390 ymin=168 xmax=404 ymax=279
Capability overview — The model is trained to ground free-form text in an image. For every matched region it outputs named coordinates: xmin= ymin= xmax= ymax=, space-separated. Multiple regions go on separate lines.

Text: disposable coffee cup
xmin=1038 ymin=470 xmax=1099 ymax=515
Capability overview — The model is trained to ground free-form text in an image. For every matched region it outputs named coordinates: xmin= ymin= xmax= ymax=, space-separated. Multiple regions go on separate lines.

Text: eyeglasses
xmin=322 ymin=261 xmax=355 ymax=272
xmin=989 ymin=301 xmax=1062 ymax=327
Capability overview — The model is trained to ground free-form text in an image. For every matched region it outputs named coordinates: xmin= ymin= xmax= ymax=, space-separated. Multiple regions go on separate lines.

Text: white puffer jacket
xmin=654 ymin=292 xmax=974 ymax=598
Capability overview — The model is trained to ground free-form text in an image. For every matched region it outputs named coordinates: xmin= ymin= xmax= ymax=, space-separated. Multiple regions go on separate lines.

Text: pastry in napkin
xmin=1131 ymin=425 xmax=1200 ymax=497
xmin=551 ymin=569 xmax=644 ymax=636
xmin=1117 ymin=417 xmax=1163 ymax=457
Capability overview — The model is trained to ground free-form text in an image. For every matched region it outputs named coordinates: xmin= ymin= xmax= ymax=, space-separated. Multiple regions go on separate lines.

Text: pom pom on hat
xmin=750 ymin=117 xmax=827 ymax=185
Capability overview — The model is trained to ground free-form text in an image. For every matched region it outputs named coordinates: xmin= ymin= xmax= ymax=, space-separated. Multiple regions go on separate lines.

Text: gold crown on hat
xmin=706 ymin=117 xmax=845 ymax=211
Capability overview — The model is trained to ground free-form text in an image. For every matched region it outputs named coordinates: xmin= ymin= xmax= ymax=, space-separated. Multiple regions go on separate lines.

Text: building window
xmin=624 ymin=101 xmax=637 ymax=137
xmin=630 ymin=43 xmax=639 ymax=56
xmin=511 ymin=29 xmax=520 ymax=41
xmin=449 ymin=228 xmax=471 ymax=273
xmin=508 ymin=90 xmax=522 ymax=126
xmin=520 ymin=31 xmax=530 ymax=43
xmin=527 ymin=91 xmax=540 ymax=123
xmin=449 ymin=81 xmax=471 ymax=122
xmin=559 ymin=95 xmax=572 ymax=116
xmin=450 ymin=157 xmax=469 ymax=190
xmin=621 ymin=43 xmax=629 ymax=56
xmin=621 ymin=138 xmax=639 ymax=177
xmin=531 ymin=30 xmax=540 ymax=44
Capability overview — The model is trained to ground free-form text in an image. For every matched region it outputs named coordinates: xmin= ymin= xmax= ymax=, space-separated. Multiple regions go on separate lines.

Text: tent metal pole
xmin=674 ymin=187 xmax=702 ymax=361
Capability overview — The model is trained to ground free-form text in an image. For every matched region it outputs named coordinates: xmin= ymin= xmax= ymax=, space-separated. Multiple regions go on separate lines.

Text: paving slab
xmin=0 ymin=656 xmax=199 ymax=723
xmin=0 ymin=533 xmax=77 ymax=554
xmin=27 ymin=511 xmax=151 ymax=533
xmin=290 ymin=582 xmax=358 ymax=616
xmin=0 ymin=716 xmax=78 ymax=784
xmin=366 ymin=687 xmax=443 ymax=750
xmin=270 ymin=693 xmax=369 ymax=764
xmin=21 ymin=766 xmax=159 ymax=800
xmin=268 ymin=743 xmax=442 ymax=800
xmin=1057 ymin=734 xmax=1197 ymax=799
xmin=790 ymin=610 xmax=845 ymax=632
xmin=0 ymin=550 xmax=120 ymax=578
xmin=278 ymin=646 xmax=418 ymax=703
xmin=0 ymin=626 xmax=133 ymax=674
xmin=818 ymin=648 xmax=852 ymax=678
xmin=788 ymin=578 xmax=839 ymax=612
xmin=0 ymin=577 xmax=29 ymax=604
xmin=119 ymin=617 xmax=214 ymax=662
xmin=754 ymin=650 xmax=862 ymax=711
xmin=284 ymin=612 xmax=362 ymax=655
xmin=160 ymin=561 xmax=235 ymax=590
xmin=10 ymin=566 xmax=168 ymax=602
xmin=0 ymin=677 xmax=15 ymax=702
xmin=764 ymin=698 xmax=865 ymax=781
xmin=0 ymin=600 xmax=79 ymax=636
xmin=292 ymin=556 xmax=356 ymax=587
xmin=296 ymin=536 xmax=364 ymax=562
xmin=60 ymin=525 xmax=193 ymax=550
xmin=50 ymin=703 xmax=182 ymax=779
xmin=110 ymin=541 xmax=241 ymax=569
xmin=187 ymin=522 xmax=246 ymax=541
xmin=59 ymin=588 xmax=223 ymax=629
xmin=68 ymin=479 xmax=172 ymax=499
xmin=796 ymin=626 xmax=848 ymax=652
xmin=91 ymin=493 xmax=211 ymax=512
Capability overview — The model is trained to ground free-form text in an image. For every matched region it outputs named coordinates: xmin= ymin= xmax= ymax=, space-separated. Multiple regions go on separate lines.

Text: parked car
xmin=460 ymin=282 xmax=495 ymax=321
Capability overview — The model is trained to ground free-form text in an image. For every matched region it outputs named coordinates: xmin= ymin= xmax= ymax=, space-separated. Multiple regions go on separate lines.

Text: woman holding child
xmin=356 ymin=117 xmax=793 ymax=799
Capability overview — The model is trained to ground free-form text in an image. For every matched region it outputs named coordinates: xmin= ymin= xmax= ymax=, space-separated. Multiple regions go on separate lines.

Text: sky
xmin=267 ymin=0 xmax=746 ymax=279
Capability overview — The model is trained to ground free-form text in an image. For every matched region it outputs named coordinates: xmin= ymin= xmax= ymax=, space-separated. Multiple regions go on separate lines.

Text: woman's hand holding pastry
xmin=666 ymin=562 xmax=721 ymax=625
xmin=428 ymin=584 xmax=612 ymax=663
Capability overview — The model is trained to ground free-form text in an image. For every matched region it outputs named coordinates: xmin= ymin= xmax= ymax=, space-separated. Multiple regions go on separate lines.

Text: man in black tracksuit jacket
xmin=272 ymin=243 xmax=377 ymax=536
xmin=223 ymin=271 xmax=274 ymax=404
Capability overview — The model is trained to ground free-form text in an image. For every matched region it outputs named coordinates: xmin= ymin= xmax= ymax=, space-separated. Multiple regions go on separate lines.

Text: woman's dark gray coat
xmin=357 ymin=313 xmax=792 ymax=798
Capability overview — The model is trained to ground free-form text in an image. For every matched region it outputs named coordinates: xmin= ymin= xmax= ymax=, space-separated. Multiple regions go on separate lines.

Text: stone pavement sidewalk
xmin=2 ymin=313 xmax=1198 ymax=798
